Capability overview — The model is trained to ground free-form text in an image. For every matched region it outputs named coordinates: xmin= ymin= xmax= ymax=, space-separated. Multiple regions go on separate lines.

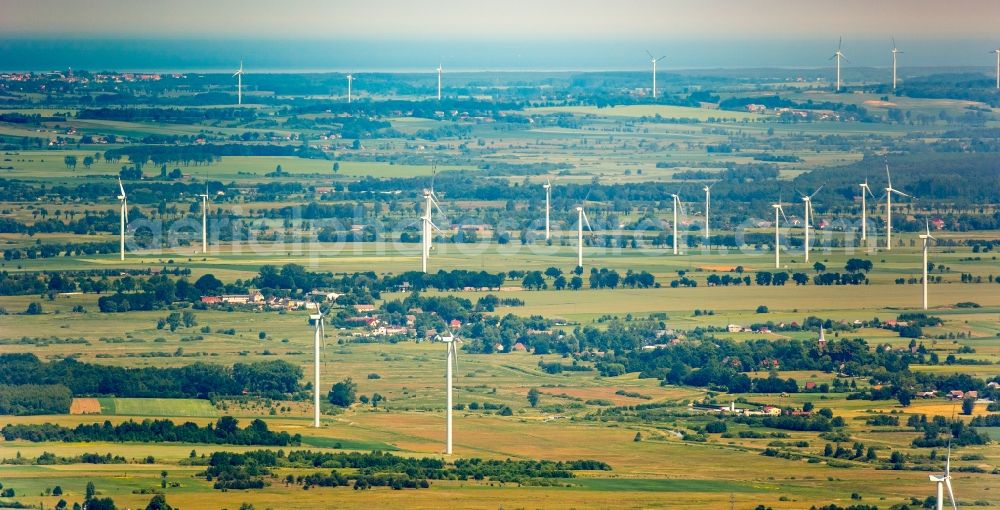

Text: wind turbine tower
xmin=891 ymin=38 xmax=903 ymax=90
xmin=830 ymin=38 xmax=848 ymax=91
xmin=919 ymin=220 xmax=936 ymax=310
xmin=993 ymin=49 xmax=1000 ymax=89
xmin=576 ymin=205 xmax=592 ymax=269
xmin=772 ymin=201 xmax=787 ymax=269
xmin=198 ymin=186 xmax=209 ymax=253
xmin=543 ymin=179 xmax=551 ymax=241
xmin=346 ymin=74 xmax=354 ymax=103
xmin=800 ymin=186 xmax=823 ymax=262
xmin=670 ymin=193 xmax=682 ymax=255
xmin=859 ymin=179 xmax=875 ymax=242
xmin=437 ymin=329 xmax=461 ymax=454
xmin=420 ymin=189 xmax=443 ymax=273
xmin=309 ymin=310 xmax=326 ymax=428
xmin=884 ymin=161 xmax=913 ymax=251
xmin=233 ymin=60 xmax=244 ymax=105
xmin=647 ymin=51 xmax=666 ymax=99
xmin=117 ymin=178 xmax=128 ymax=261
xmin=703 ymin=182 xmax=716 ymax=241
xmin=437 ymin=64 xmax=443 ymax=101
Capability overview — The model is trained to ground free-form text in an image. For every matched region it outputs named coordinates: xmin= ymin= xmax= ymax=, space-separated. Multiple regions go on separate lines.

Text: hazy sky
xmin=3 ymin=0 xmax=998 ymax=39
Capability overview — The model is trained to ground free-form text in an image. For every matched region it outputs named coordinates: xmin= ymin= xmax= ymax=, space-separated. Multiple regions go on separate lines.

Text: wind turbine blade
xmin=810 ymin=185 xmax=824 ymax=198
xmin=893 ymin=189 xmax=913 ymax=199
xmin=945 ymin=479 xmax=956 ymax=510
xmin=885 ymin=163 xmax=892 ymax=189
xmin=429 ymin=220 xmax=442 ymax=233
xmin=657 ymin=55 xmax=667 ymax=62
xmin=646 ymin=50 xmax=654 ymax=59
xmin=582 ymin=210 xmax=592 ymax=231
xmin=452 ymin=342 xmax=459 ymax=375
xmin=838 ymin=36 xmax=842 ymax=51
xmin=118 ymin=178 xmax=125 ymax=197
xmin=779 ymin=207 xmax=788 ymax=223
xmin=892 ymin=36 xmax=896 ymax=49
xmin=123 ymin=200 xmax=129 ymax=224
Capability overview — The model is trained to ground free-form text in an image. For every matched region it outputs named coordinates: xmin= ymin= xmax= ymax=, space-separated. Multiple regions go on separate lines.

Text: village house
xmin=354 ymin=304 xmax=376 ymax=313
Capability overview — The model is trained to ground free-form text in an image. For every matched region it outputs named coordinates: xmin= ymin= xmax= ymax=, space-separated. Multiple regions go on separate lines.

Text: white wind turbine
xmin=891 ymin=38 xmax=903 ymax=90
xmin=436 ymin=328 xmax=462 ymax=455
xmin=646 ymin=51 xmax=666 ymax=99
xmin=703 ymin=181 xmax=717 ymax=242
xmin=859 ymin=178 xmax=875 ymax=242
xmin=669 ymin=193 xmax=684 ymax=255
xmin=992 ymin=49 xmax=1000 ymax=89
xmin=830 ymin=38 xmax=848 ymax=92
xmin=308 ymin=309 xmax=327 ymax=428
xmin=198 ymin=185 xmax=210 ymax=254
xmin=346 ymin=74 xmax=354 ymax=103
xmin=233 ymin=60 xmax=244 ymax=106
xmin=771 ymin=199 xmax=788 ymax=269
xmin=884 ymin=161 xmax=913 ymax=251
xmin=437 ymin=64 xmax=443 ymax=101
xmin=543 ymin=179 xmax=552 ymax=241
xmin=928 ymin=442 xmax=958 ymax=510
xmin=117 ymin=178 xmax=128 ymax=261
xmin=799 ymin=186 xmax=823 ymax=262
xmin=420 ymin=183 xmax=445 ymax=273
xmin=575 ymin=203 xmax=593 ymax=269
xmin=919 ymin=219 xmax=936 ymax=311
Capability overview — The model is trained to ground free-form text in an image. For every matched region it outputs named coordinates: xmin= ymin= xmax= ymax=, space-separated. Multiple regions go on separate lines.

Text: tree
xmin=897 ymin=391 xmax=912 ymax=407
xmin=83 ymin=156 xmax=94 ymax=169
xmin=756 ymin=305 xmax=769 ymax=314
xmin=792 ymin=272 xmax=809 ymax=285
xmin=64 ymin=155 xmax=77 ymax=170
xmin=88 ymin=498 xmax=117 ymax=510
xmin=145 ymin=494 xmax=172 ymax=510
xmin=569 ymin=276 xmax=583 ymax=290
xmin=527 ymin=387 xmax=540 ymax=408
xmin=499 ymin=406 xmax=513 ymax=416
xmin=258 ymin=331 xmax=267 ymax=340
xmin=845 ymin=258 xmax=873 ymax=274
xmin=328 ymin=378 xmax=357 ymax=407
xmin=53 ymin=486 xmax=63 ymax=496
xmin=553 ymin=275 xmax=567 ymax=290
xmin=962 ymin=397 xmax=975 ymax=415
xmin=26 ymin=302 xmax=43 ymax=315
xmin=633 ymin=432 xmax=642 ymax=442
xmin=813 ymin=261 xmax=826 ymax=273
xmin=85 ymin=481 xmax=96 ymax=501
xmin=193 ymin=274 xmax=223 ymax=294
xmin=332 ymin=162 xmax=340 ymax=173
xmin=182 ymin=310 xmax=197 ymax=328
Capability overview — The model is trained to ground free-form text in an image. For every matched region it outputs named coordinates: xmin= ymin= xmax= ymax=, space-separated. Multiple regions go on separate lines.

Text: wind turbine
xmin=308 ymin=309 xmax=327 ymax=428
xmin=884 ymin=161 xmax=913 ymax=251
xmin=346 ymin=74 xmax=354 ymax=103
xmin=993 ymin=49 xmax=1000 ymax=89
xmin=233 ymin=60 xmax=244 ymax=106
xmin=198 ymin=185 xmax=209 ymax=253
xmin=919 ymin=219 xmax=936 ymax=310
xmin=420 ymin=182 xmax=445 ymax=273
xmin=928 ymin=442 xmax=958 ymax=510
xmin=436 ymin=328 xmax=461 ymax=455
xmin=646 ymin=51 xmax=666 ymax=99
xmin=669 ymin=193 xmax=683 ymax=255
xmin=117 ymin=178 xmax=128 ymax=261
xmin=575 ymin=203 xmax=593 ymax=269
xmin=859 ymin=178 xmax=875 ymax=242
xmin=437 ymin=64 xmax=443 ymax=101
xmin=799 ymin=186 xmax=823 ymax=262
xmin=703 ymin=181 xmax=717 ymax=242
xmin=891 ymin=38 xmax=903 ymax=90
xmin=543 ymin=179 xmax=552 ymax=241
xmin=772 ymin=199 xmax=788 ymax=269
xmin=830 ymin=38 xmax=848 ymax=92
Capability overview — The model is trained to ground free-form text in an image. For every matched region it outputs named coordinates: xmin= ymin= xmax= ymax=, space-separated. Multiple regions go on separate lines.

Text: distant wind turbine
xmin=117 ymin=178 xmax=128 ymax=261
xmin=798 ymin=186 xmax=823 ymax=262
xmin=919 ymin=219 xmax=936 ymax=310
xmin=575 ymin=202 xmax=593 ymax=269
xmin=308 ymin=308 xmax=327 ymax=428
xmin=859 ymin=178 xmax=875 ymax=242
xmin=543 ymin=179 xmax=552 ymax=241
xmin=891 ymin=38 xmax=903 ymax=90
xmin=830 ymin=38 xmax=848 ymax=92
xmin=420 ymin=176 xmax=445 ymax=273
xmin=669 ymin=193 xmax=683 ymax=255
xmin=647 ymin=51 xmax=666 ymax=99
xmin=703 ymin=181 xmax=717 ymax=242
xmin=772 ymin=199 xmax=788 ymax=269
xmin=436 ymin=328 xmax=461 ymax=454
xmin=346 ymin=74 xmax=354 ymax=103
xmin=993 ymin=49 xmax=1000 ymax=89
xmin=233 ymin=60 xmax=244 ymax=105
xmin=198 ymin=185 xmax=210 ymax=253
xmin=884 ymin=161 xmax=913 ymax=251
xmin=437 ymin=64 xmax=443 ymax=101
